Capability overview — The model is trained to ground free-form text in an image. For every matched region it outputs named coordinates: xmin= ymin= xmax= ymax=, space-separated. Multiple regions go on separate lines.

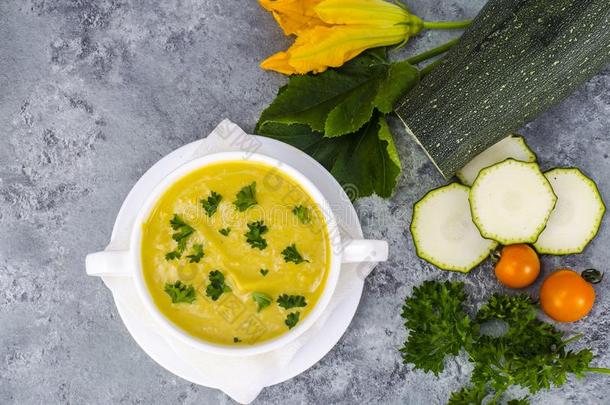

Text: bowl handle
xmin=86 ymin=251 xmax=132 ymax=277
xmin=340 ymin=239 xmax=388 ymax=264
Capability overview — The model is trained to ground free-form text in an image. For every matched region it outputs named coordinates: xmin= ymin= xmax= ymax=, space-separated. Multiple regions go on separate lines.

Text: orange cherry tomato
xmin=540 ymin=269 xmax=595 ymax=322
xmin=494 ymin=244 xmax=540 ymax=288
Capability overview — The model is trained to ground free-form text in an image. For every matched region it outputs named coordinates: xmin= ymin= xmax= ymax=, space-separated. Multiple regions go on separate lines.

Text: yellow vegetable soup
xmin=141 ymin=161 xmax=330 ymax=345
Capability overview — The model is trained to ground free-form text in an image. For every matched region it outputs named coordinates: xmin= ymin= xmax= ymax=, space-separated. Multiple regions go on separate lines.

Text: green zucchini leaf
xmin=374 ymin=59 xmax=419 ymax=113
xmin=257 ymin=48 xmax=418 ymax=138
xmin=257 ymin=112 xmax=401 ymax=199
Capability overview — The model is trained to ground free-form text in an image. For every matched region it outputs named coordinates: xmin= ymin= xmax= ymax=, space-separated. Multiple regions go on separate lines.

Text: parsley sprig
xmin=164 ymin=280 xmax=196 ymax=304
xmin=185 ymin=243 xmax=204 ymax=263
xmin=219 ymin=227 xmax=231 ymax=236
xmin=252 ymin=292 xmax=272 ymax=312
xmin=277 ymin=294 xmax=307 ymax=310
xmin=165 ymin=214 xmax=195 ymax=261
xmin=245 ymin=221 xmax=268 ymax=250
xmin=292 ymin=205 xmax=311 ymax=224
xmin=281 ymin=244 xmax=308 ymax=264
xmin=401 ymin=281 xmax=610 ymax=404
xmin=205 ymin=270 xmax=231 ymax=301
xmin=400 ymin=280 xmax=471 ymax=375
xmin=201 ymin=191 xmax=222 ymax=217
xmin=285 ymin=312 xmax=300 ymax=329
xmin=234 ymin=182 xmax=257 ymax=211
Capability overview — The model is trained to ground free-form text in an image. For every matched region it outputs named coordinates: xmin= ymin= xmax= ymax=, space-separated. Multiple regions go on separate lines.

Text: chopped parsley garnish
xmin=245 ymin=221 xmax=268 ymax=250
xmin=234 ymin=182 xmax=257 ymax=211
xmin=233 ymin=337 xmax=241 ymax=343
xmin=260 ymin=268 xmax=269 ymax=276
xmin=252 ymin=292 xmax=272 ymax=312
xmin=292 ymin=205 xmax=311 ymax=224
xmin=165 ymin=214 xmax=195 ymax=260
xmin=170 ymin=214 xmax=195 ymax=236
xmin=401 ymin=280 xmax=610 ymax=403
xmin=281 ymin=244 xmax=308 ymax=264
xmin=285 ymin=312 xmax=300 ymax=329
xmin=164 ymin=280 xmax=196 ymax=304
xmin=277 ymin=294 xmax=307 ymax=310
xmin=165 ymin=240 xmax=186 ymax=261
xmin=201 ymin=191 xmax=222 ymax=217
xmin=205 ymin=270 xmax=231 ymax=301
xmin=186 ymin=243 xmax=204 ymax=263
xmin=219 ymin=227 xmax=231 ymax=236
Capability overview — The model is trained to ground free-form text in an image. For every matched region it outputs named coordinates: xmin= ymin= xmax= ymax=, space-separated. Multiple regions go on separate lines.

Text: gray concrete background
xmin=1 ymin=1 xmax=609 ymax=404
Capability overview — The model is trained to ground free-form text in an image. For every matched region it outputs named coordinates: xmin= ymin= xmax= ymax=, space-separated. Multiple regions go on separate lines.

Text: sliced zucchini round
xmin=411 ymin=183 xmax=498 ymax=272
xmin=534 ymin=168 xmax=606 ymax=255
xmin=469 ymin=159 xmax=557 ymax=245
xmin=457 ymin=135 xmax=537 ymax=186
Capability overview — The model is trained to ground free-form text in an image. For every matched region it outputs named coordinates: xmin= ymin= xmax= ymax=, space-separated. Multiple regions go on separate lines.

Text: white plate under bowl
xmin=98 ymin=126 xmax=374 ymax=399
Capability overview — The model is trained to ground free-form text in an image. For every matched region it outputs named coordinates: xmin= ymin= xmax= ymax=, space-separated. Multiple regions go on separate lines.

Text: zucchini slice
xmin=456 ymin=135 xmax=536 ymax=186
xmin=534 ymin=168 xmax=606 ymax=255
xmin=411 ymin=183 xmax=498 ymax=272
xmin=469 ymin=159 xmax=556 ymax=245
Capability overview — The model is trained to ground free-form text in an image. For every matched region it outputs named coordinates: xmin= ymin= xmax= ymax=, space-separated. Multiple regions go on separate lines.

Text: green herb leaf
xmin=164 ymin=280 xmax=196 ymax=304
xmin=373 ymin=59 xmax=419 ymax=113
xmin=201 ymin=191 xmax=222 ymax=217
xmin=256 ymin=49 xmax=418 ymax=137
xmin=285 ymin=312 xmax=300 ymax=329
xmin=400 ymin=280 xmax=472 ymax=375
xmin=292 ymin=205 xmax=311 ymax=224
xmin=281 ymin=244 xmax=308 ymax=264
xmin=401 ymin=281 xmax=610 ymax=402
xmin=260 ymin=268 xmax=269 ymax=276
xmin=245 ymin=221 xmax=268 ymax=250
xmin=252 ymin=292 xmax=272 ymax=312
xmin=219 ymin=227 xmax=231 ymax=236
xmin=468 ymin=294 xmax=595 ymax=399
xmin=258 ymin=113 xmax=401 ymax=200
xmin=277 ymin=294 xmax=307 ymax=310
xmin=447 ymin=385 xmax=487 ymax=405
xmin=186 ymin=243 xmax=204 ymax=263
xmin=165 ymin=249 xmax=183 ymax=261
xmin=170 ymin=214 xmax=192 ymax=231
xmin=234 ymin=182 xmax=257 ymax=211
xmin=206 ymin=270 xmax=231 ymax=301
xmin=165 ymin=214 xmax=195 ymax=261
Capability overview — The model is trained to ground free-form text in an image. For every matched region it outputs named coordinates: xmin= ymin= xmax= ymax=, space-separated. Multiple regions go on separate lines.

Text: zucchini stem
xmin=423 ymin=20 xmax=472 ymax=30
xmin=420 ymin=58 xmax=444 ymax=77
xmin=406 ymin=38 xmax=460 ymax=65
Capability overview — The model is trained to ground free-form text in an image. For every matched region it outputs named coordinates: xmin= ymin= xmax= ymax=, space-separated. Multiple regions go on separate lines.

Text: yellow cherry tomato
xmin=494 ymin=244 xmax=540 ymax=288
xmin=540 ymin=269 xmax=595 ymax=322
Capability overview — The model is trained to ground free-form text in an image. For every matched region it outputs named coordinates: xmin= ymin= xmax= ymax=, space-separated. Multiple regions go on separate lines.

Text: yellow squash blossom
xmin=260 ymin=0 xmax=469 ymax=75
xmin=259 ymin=0 xmax=327 ymax=35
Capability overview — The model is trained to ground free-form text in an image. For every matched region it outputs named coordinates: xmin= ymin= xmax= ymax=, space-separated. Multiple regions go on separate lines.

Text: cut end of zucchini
xmin=456 ymin=135 xmax=537 ymax=186
xmin=534 ymin=168 xmax=606 ymax=255
xmin=469 ymin=159 xmax=557 ymax=245
xmin=411 ymin=183 xmax=498 ymax=272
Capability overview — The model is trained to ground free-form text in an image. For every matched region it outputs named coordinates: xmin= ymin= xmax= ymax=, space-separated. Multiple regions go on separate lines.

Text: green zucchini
xmin=469 ymin=159 xmax=556 ymax=245
xmin=411 ymin=183 xmax=497 ymax=272
xmin=534 ymin=168 xmax=606 ymax=255
xmin=395 ymin=0 xmax=610 ymax=179
xmin=456 ymin=134 xmax=536 ymax=186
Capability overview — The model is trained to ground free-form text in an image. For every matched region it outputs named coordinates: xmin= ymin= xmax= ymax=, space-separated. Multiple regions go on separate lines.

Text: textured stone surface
xmin=1 ymin=1 xmax=609 ymax=404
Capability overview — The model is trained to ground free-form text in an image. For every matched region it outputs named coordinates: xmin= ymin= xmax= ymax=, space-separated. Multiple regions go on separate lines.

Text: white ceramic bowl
xmin=86 ymin=151 xmax=388 ymax=356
